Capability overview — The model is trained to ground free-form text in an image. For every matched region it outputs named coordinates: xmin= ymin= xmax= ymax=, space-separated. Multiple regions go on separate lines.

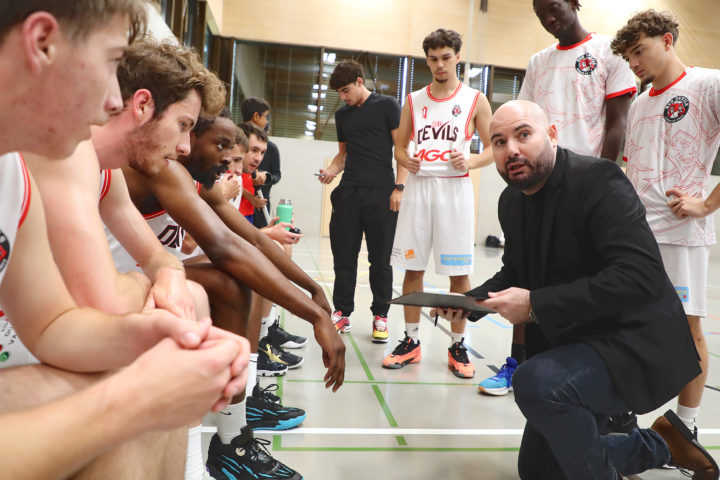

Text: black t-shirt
xmin=256 ymin=140 xmax=281 ymax=200
xmin=335 ymin=92 xmax=401 ymax=188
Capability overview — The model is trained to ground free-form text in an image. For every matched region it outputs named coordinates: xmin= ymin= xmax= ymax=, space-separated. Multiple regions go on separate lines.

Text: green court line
xmin=372 ymin=384 xmax=398 ymax=427
xmin=347 ymin=332 xmax=375 ymax=381
xmin=709 ymin=351 xmax=720 ymax=359
xmin=396 ymin=436 xmax=408 ymax=446
xmin=271 ymin=434 xmax=519 ymax=453
xmin=287 ymin=379 xmax=476 ymax=387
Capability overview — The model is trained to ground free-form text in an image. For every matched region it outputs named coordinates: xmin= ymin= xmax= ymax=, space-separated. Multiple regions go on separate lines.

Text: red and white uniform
xmin=0 ymin=153 xmax=39 ymax=368
xmin=518 ymin=33 xmax=637 ymax=157
xmin=624 ymin=67 xmax=720 ymax=246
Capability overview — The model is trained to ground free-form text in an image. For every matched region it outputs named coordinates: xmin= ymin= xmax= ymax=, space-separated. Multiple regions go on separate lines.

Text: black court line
xmin=392 ymin=288 xmax=484 ymax=360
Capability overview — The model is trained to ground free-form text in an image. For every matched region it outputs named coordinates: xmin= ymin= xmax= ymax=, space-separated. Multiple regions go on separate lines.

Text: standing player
xmin=479 ymin=0 xmax=638 ymax=396
xmin=613 ymin=9 xmax=720 ymax=435
xmin=386 ymin=29 xmax=493 ymax=378
xmin=318 ymin=60 xmax=401 ymax=343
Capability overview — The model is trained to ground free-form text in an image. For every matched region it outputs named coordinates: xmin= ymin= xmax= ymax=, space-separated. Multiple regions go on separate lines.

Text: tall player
xmin=613 ymin=9 xmax=720 ymax=436
xmin=386 ymin=29 xmax=493 ymax=378
xmin=479 ymin=0 xmax=638 ymax=398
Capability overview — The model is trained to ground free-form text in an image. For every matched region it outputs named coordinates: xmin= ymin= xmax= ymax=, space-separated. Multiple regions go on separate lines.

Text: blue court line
xmin=485 ymin=315 xmax=512 ymax=329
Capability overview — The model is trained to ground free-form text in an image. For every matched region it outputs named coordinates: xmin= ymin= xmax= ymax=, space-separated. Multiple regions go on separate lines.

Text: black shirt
xmin=256 ymin=140 xmax=281 ymax=200
xmin=335 ymin=92 xmax=401 ymax=188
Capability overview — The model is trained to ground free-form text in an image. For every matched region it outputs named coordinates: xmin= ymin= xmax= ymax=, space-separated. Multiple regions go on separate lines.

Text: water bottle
xmin=276 ymin=198 xmax=293 ymax=231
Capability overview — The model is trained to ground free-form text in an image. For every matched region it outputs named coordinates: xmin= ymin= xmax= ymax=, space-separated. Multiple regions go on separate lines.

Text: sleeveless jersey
xmin=518 ymin=33 xmax=637 ymax=157
xmin=408 ymin=82 xmax=480 ymax=177
xmin=624 ymin=67 xmax=720 ymax=246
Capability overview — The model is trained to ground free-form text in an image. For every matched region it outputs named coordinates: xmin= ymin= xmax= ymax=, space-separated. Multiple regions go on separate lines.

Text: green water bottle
xmin=276 ymin=198 xmax=293 ymax=231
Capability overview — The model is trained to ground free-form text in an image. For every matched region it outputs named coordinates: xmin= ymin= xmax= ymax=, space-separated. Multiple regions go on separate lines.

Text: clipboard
xmin=388 ymin=292 xmax=494 ymax=313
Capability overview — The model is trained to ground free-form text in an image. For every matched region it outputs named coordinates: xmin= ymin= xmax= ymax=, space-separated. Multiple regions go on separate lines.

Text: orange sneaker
xmin=448 ymin=340 xmax=475 ymax=378
xmin=382 ymin=334 xmax=421 ymax=369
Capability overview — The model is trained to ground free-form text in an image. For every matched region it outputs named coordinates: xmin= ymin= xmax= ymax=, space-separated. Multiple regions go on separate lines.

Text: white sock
xmin=450 ymin=331 xmax=464 ymax=345
xmin=184 ymin=425 xmax=204 ymax=480
xmin=260 ymin=316 xmax=271 ymax=339
xmin=217 ymin=399 xmax=247 ymax=445
xmin=245 ymin=354 xmax=258 ymax=399
xmin=677 ymin=404 xmax=699 ymax=430
xmin=405 ymin=323 xmax=420 ymax=342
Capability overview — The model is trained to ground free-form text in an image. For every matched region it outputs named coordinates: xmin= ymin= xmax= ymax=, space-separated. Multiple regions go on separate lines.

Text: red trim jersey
xmin=239 ymin=172 xmax=255 ymax=216
xmin=408 ymin=82 xmax=480 ymax=177
xmin=624 ymin=67 xmax=720 ymax=246
xmin=0 ymin=153 xmax=31 ymax=288
xmin=518 ymin=33 xmax=637 ymax=157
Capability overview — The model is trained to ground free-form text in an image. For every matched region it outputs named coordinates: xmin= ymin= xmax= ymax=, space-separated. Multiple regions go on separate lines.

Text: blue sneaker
xmin=477 ymin=357 xmax=518 ymax=396
xmin=247 ymin=382 xmax=306 ymax=431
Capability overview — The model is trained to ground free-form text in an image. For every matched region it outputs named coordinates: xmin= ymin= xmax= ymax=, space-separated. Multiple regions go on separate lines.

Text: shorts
xmin=0 ymin=318 xmax=40 ymax=369
xmin=391 ymin=174 xmax=474 ymax=276
xmin=657 ymin=243 xmax=709 ymax=317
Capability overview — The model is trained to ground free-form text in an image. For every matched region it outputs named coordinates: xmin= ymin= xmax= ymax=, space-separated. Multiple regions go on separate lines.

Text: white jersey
xmin=624 ymin=67 xmax=720 ymax=246
xmin=518 ymin=33 xmax=637 ymax=157
xmin=408 ymin=82 xmax=480 ymax=177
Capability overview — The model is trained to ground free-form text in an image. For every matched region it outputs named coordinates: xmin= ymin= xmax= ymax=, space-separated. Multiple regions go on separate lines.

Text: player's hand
xmin=317 ymin=168 xmax=336 ymax=184
xmin=666 ymin=187 xmax=710 ymax=219
xmin=253 ymin=171 xmax=268 ymax=186
xmin=263 ymin=221 xmax=301 ymax=245
xmin=249 ymin=195 xmax=268 ymax=208
xmin=202 ymin=326 xmax=251 ymax=399
xmin=132 ymin=306 xmax=210 ymax=352
xmin=449 ymin=149 xmax=469 ymax=173
xmin=312 ymin=317 xmax=345 ymax=391
xmin=481 ymin=288 xmax=531 ymax=325
xmin=147 ymin=267 xmax=196 ymax=322
xmin=219 ymin=172 xmax=241 ymax=201
xmin=390 ymin=189 xmax=403 ymax=212
xmin=406 ymin=155 xmax=421 ymax=174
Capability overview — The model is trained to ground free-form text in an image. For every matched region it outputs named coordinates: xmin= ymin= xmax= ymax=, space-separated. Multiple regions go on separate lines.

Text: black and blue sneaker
xmin=247 ymin=382 xmax=306 ymax=431
xmin=206 ymin=427 xmax=302 ymax=480
xmin=259 ymin=338 xmax=303 ymax=370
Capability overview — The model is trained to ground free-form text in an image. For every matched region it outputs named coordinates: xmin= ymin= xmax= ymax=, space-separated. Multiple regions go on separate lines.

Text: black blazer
xmin=468 ymin=148 xmax=699 ymax=414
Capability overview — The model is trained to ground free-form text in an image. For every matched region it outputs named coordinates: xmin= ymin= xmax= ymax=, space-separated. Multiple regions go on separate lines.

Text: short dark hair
xmin=422 ymin=29 xmax=462 ymax=56
xmin=239 ymin=121 xmax=268 ymax=144
xmin=235 ymin=127 xmax=249 ymax=151
xmin=329 ymin=60 xmax=364 ymax=90
xmin=0 ymin=0 xmax=146 ymax=46
xmin=193 ymin=108 xmax=232 ymax=137
xmin=240 ymin=97 xmax=271 ymax=122
xmin=532 ymin=0 xmax=581 ymax=11
xmin=611 ymin=9 xmax=679 ymax=56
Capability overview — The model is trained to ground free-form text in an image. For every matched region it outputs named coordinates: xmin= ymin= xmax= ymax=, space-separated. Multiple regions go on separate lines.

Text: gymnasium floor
xmin=203 ymin=235 xmax=720 ymax=480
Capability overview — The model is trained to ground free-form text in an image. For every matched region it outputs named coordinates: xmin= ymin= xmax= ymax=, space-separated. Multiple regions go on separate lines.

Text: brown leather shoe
xmin=651 ymin=409 xmax=719 ymax=480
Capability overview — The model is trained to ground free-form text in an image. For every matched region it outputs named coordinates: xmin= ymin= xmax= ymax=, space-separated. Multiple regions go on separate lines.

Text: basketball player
xmin=386 ymin=29 xmax=493 ymax=379
xmin=613 ymin=9 xmax=720 ymax=436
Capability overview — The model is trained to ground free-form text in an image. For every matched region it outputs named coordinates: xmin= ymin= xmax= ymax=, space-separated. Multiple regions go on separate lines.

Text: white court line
xmin=201 ymin=427 xmax=720 ymax=436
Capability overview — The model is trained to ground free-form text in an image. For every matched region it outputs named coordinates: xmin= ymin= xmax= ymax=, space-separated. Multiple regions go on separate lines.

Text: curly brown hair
xmin=0 ymin=0 xmax=146 ymax=46
xmin=117 ymin=37 xmax=226 ymax=119
xmin=422 ymin=29 xmax=462 ymax=56
xmin=329 ymin=60 xmax=364 ymax=90
xmin=611 ymin=9 xmax=679 ymax=56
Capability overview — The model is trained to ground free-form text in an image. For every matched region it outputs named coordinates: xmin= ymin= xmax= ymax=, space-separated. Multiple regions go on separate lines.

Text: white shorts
xmin=391 ymin=174 xmax=474 ymax=276
xmin=0 ymin=318 xmax=40 ymax=369
xmin=657 ymin=243 xmax=709 ymax=317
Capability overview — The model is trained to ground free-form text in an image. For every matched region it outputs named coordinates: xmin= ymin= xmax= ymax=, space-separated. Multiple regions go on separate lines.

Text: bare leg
xmin=402 ymin=270 xmax=425 ymax=327
xmin=678 ymin=315 xmax=707 ymax=408
xmin=448 ymin=275 xmax=471 ymax=336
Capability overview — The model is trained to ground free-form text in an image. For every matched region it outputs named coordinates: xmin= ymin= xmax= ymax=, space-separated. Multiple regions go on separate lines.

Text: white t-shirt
xmin=624 ymin=67 xmax=720 ymax=246
xmin=408 ymin=82 xmax=480 ymax=177
xmin=518 ymin=33 xmax=637 ymax=157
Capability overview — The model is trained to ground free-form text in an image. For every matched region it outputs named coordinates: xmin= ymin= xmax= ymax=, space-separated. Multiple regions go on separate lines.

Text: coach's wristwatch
xmin=529 ymin=308 xmax=539 ymax=324
xmin=394 ymin=184 xmax=405 ymax=192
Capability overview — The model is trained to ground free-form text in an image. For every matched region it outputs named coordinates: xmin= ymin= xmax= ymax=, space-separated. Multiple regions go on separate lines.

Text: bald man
xmin=440 ymin=101 xmax=714 ymax=478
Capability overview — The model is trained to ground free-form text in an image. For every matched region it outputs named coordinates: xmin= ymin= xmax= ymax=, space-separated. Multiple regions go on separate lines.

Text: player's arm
xmin=390 ymin=128 xmax=406 ymax=212
xmin=600 ymin=94 xmax=632 ymax=161
xmin=24 ymin=145 xmax=149 ymax=314
xmin=201 ymin=183 xmax=330 ymax=314
xmin=241 ymin=186 xmax=266 ymax=208
xmin=666 ymin=183 xmax=720 ymax=219
xmin=100 ymin=168 xmax=196 ymax=320
xmin=317 ymin=142 xmax=346 ymax=184
xmin=394 ymin=101 xmax=420 ymax=174
xmin=467 ymin=93 xmax=494 ymax=169
xmin=0 ymin=173 xmax=206 ymax=372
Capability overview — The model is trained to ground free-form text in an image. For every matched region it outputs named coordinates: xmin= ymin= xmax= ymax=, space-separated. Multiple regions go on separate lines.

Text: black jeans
xmin=514 ymin=343 xmax=671 ymax=480
xmin=329 ymin=185 xmax=397 ymax=317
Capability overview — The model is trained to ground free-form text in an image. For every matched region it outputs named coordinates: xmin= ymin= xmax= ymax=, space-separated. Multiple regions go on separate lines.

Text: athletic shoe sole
xmin=249 ymin=413 xmax=307 ymax=431
xmin=382 ymin=357 xmax=420 ymax=369
xmin=276 ymin=339 xmax=307 ymax=349
xmin=287 ymin=358 xmax=304 ymax=369
xmin=258 ymin=368 xmax=287 ymax=377
xmin=372 ymin=335 xmax=389 ymax=344
xmin=449 ymin=366 xmax=475 ymax=379
xmin=478 ymin=385 xmax=512 ymax=396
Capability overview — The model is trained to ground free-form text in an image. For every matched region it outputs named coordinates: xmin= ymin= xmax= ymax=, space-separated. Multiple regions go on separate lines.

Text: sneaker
xmin=448 ymin=339 xmax=475 ymax=378
xmin=332 ymin=310 xmax=351 ymax=333
xmin=259 ymin=338 xmax=303 ymax=370
xmin=267 ymin=318 xmax=307 ymax=349
xmin=372 ymin=315 xmax=389 ymax=343
xmin=247 ymin=383 xmax=306 ymax=430
xmin=206 ymin=429 xmax=302 ymax=480
xmin=477 ymin=357 xmax=517 ymax=395
xmin=382 ymin=333 xmax=421 ymax=369
xmin=257 ymin=346 xmax=288 ymax=377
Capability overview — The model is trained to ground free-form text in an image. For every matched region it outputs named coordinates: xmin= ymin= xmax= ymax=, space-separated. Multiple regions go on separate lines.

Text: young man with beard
xmin=480 ymin=0 xmax=638 ymax=398
xmin=613 ymin=9 xmax=720 ymax=437
xmin=0 ymin=2 xmax=249 ymax=478
xmin=440 ymin=100 xmax=714 ymax=480
xmin=114 ymin=107 xmax=343 ymax=479
xmin=386 ymin=29 xmax=493 ymax=378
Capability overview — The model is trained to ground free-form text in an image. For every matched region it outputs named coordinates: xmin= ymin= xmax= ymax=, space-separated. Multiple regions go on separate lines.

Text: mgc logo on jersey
xmin=416 ymin=148 xmax=452 ymax=162
xmin=0 ymin=230 xmax=9 ymax=275
xmin=664 ymin=96 xmax=690 ymax=123
xmin=575 ymin=53 xmax=597 ymax=75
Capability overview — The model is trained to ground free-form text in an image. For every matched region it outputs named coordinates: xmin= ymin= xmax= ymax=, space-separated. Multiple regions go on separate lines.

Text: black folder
xmin=388 ymin=292 xmax=493 ymax=313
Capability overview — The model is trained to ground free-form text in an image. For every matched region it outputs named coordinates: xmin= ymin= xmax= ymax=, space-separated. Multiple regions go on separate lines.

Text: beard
xmin=184 ymin=158 xmax=226 ymax=190
xmin=127 ymin=119 xmax=163 ymax=177
xmin=498 ymin=139 xmax=555 ymax=191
